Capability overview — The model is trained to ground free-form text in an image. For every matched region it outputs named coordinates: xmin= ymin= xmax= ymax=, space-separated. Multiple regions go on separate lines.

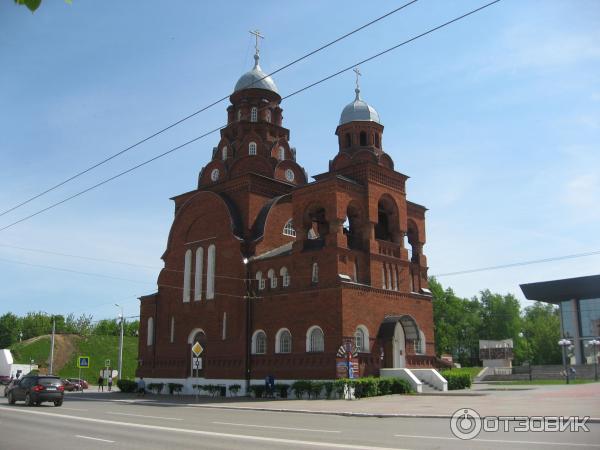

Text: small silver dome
xmin=234 ymin=54 xmax=279 ymax=94
xmin=339 ymin=88 xmax=381 ymax=125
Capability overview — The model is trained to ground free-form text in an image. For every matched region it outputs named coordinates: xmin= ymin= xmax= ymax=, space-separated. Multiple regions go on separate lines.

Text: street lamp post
xmin=519 ymin=331 xmax=532 ymax=381
xmin=588 ymin=339 xmax=600 ymax=382
xmin=115 ymin=304 xmax=124 ymax=381
xmin=243 ymin=258 xmax=252 ymax=396
xmin=558 ymin=338 xmax=572 ymax=384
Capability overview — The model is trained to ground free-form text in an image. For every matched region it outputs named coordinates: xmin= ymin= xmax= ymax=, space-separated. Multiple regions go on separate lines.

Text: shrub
xmin=309 ymin=381 xmax=324 ymax=399
xmin=229 ymin=384 xmax=241 ymax=396
xmin=377 ymin=378 xmax=393 ymax=396
xmin=352 ymin=377 xmax=378 ymax=399
xmin=116 ymin=379 xmax=137 ymax=393
xmin=323 ymin=382 xmax=334 ymax=399
xmin=333 ymin=379 xmax=347 ymax=398
xmin=274 ymin=383 xmax=289 ymax=398
xmin=148 ymin=383 xmax=164 ymax=394
xmin=168 ymin=383 xmax=183 ymax=395
xmin=441 ymin=370 xmax=472 ymax=390
xmin=249 ymin=384 xmax=265 ymax=398
xmin=389 ymin=377 xmax=412 ymax=394
xmin=291 ymin=380 xmax=310 ymax=399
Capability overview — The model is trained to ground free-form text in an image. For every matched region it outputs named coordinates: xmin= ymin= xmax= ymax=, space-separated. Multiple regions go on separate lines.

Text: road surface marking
xmin=212 ymin=421 xmax=340 ymax=433
xmin=1 ymin=406 xmax=410 ymax=450
xmin=62 ymin=407 xmax=89 ymax=412
xmin=75 ymin=435 xmax=115 ymax=443
xmin=393 ymin=434 xmax=600 ymax=448
xmin=107 ymin=411 xmax=183 ymax=421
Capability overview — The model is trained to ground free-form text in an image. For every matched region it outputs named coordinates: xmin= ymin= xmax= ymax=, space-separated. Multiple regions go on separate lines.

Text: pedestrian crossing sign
xmin=78 ymin=356 xmax=90 ymax=368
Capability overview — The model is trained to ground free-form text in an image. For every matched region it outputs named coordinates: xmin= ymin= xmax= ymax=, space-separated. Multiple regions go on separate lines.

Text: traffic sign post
xmin=77 ymin=356 xmax=90 ymax=387
xmin=105 ymin=359 xmax=111 ymax=368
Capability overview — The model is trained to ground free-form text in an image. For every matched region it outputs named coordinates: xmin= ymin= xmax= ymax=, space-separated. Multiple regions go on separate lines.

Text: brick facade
xmin=137 ymin=60 xmax=438 ymax=385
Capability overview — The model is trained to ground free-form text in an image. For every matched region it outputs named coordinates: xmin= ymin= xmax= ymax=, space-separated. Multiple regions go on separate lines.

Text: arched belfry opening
xmin=343 ymin=202 xmax=364 ymax=250
xmin=304 ymin=205 xmax=329 ymax=250
xmin=407 ymin=220 xmax=420 ymax=263
xmin=374 ymin=195 xmax=400 ymax=243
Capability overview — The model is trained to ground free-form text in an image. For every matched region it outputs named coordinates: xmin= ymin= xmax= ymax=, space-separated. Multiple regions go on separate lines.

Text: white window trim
xmin=249 ymin=141 xmax=257 ymax=156
xmin=256 ymin=271 xmax=265 ymax=290
xmin=252 ymin=329 xmax=267 ymax=354
xmin=250 ymin=107 xmax=258 ymax=122
xmin=206 ymin=244 xmax=216 ymax=300
xmin=183 ymin=249 xmax=192 ymax=302
xmin=306 ymin=325 xmax=324 ymax=352
xmin=268 ymin=269 xmax=277 ymax=289
xmin=222 ymin=146 xmax=228 ymax=160
xmin=283 ymin=219 xmax=296 ymax=237
xmin=278 ymin=146 xmax=285 ymax=160
xmin=275 ymin=328 xmax=292 ymax=354
xmin=311 ymin=262 xmax=319 ymax=283
xmin=280 ymin=267 xmax=290 ymax=287
xmin=194 ymin=247 xmax=203 ymax=301
xmin=355 ymin=325 xmax=370 ymax=353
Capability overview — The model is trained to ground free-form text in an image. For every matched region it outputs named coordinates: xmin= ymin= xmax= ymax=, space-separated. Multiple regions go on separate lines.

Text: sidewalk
xmin=70 ymin=382 xmax=600 ymax=421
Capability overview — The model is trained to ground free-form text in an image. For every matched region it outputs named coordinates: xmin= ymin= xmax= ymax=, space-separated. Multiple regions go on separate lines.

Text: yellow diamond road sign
xmin=192 ymin=342 xmax=204 ymax=357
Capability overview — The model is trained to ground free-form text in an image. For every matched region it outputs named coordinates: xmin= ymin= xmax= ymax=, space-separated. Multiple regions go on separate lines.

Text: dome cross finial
xmin=249 ymin=29 xmax=264 ymax=67
xmin=353 ymin=66 xmax=361 ymax=100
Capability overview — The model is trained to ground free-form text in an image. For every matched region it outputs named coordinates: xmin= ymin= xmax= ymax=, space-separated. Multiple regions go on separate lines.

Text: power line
xmin=432 ymin=250 xmax=600 ymax=277
xmin=0 ymin=1 xmax=420 ymax=219
xmin=0 ymin=0 xmax=502 ymax=233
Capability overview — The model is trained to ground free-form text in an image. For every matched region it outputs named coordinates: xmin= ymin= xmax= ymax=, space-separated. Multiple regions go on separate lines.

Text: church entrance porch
xmin=377 ymin=315 xmax=421 ymax=369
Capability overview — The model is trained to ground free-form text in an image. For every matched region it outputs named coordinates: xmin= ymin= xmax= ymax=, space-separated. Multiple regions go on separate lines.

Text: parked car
xmin=6 ymin=375 xmax=64 ymax=407
xmin=61 ymin=379 xmax=82 ymax=392
xmin=0 ymin=375 xmax=11 ymax=385
xmin=67 ymin=378 xmax=88 ymax=390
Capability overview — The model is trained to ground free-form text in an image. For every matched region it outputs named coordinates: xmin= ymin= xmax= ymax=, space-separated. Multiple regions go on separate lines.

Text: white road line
xmin=393 ymin=434 xmax=600 ymax=448
xmin=1 ymin=406 xmax=410 ymax=450
xmin=61 ymin=407 xmax=89 ymax=412
xmin=212 ymin=421 xmax=340 ymax=433
xmin=75 ymin=435 xmax=115 ymax=443
xmin=107 ymin=411 xmax=183 ymax=421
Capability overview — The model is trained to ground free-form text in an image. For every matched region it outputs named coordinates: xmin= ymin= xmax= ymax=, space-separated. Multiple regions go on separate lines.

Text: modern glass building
xmin=520 ymin=275 xmax=600 ymax=365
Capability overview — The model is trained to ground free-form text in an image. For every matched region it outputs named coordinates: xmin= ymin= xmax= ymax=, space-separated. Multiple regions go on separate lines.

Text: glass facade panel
xmin=579 ymin=297 xmax=600 ymax=338
xmin=560 ymin=300 xmax=578 ymax=338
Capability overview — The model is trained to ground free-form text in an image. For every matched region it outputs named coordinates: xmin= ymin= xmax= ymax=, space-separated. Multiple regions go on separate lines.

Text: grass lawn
xmin=10 ymin=336 xmax=51 ymax=368
xmin=441 ymin=367 xmax=483 ymax=379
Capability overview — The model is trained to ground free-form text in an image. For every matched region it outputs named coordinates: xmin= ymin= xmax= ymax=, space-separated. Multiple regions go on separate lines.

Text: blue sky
xmin=1 ymin=0 xmax=599 ymax=321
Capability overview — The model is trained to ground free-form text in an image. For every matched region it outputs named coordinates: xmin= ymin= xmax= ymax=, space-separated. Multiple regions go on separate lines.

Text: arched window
xmin=354 ymin=325 xmax=370 ymax=352
xmin=311 ymin=262 xmax=319 ymax=283
xmin=237 ymin=109 xmax=242 ymax=121
xmin=249 ymin=141 xmax=257 ymax=156
xmin=375 ymin=133 xmax=380 ymax=148
xmin=345 ymin=133 xmax=351 ymax=148
xmin=276 ymin=329 xmax=292 ymax=353
xmin=147 ymin=317 xmax=154 ymax=346
xmin=222 ymin=146 xmax=228 ymax=160
xmin=387 ymin=265 xmax=393 ymax=291
xmin=252 ymin=330 xmax=267 ymax=354
xmin=170 ymin=316 xmax=175 ymax=343
xmin=256 ymin=271 xmax=265 ymax=290
xmin=183 ymin=249 xmax=192 ymax=302
xmin=393 ymin=266 xmax=399 ymax=291
xmin=415 ymin=329 xmax=426 ymax=354
xmin=268 ymin=268 xmax=277 ymax=289
xmin=280 ymin=266 xmax=290 ymax=287
xmin=381 ymin=265 xmax=387 ymax=289
xmin=278 ymin=146 xmax=285 ymax=160
xmin=206 ymin=244 xmax=215 ymax=300
xmin=360 ymin=131 xmax=367 ymax=146
xmin=306 ymin=326 xmax=324 ymax=352
xmin=283 ymin=219 xmax=296 ymax=237
xmin=265 ymin=110 xmax=271 ymax=123
xmin=194 ymin=247 xmax=203 ymax=301
xmin=250 ymin=107 xmax=258 ymax=122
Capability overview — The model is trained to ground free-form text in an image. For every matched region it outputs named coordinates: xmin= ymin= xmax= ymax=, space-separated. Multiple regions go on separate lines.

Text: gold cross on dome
xmin=353 ymin=66 xmax=361 ymax=90
xmin=249 ymin=29 xmax=264 ymax=56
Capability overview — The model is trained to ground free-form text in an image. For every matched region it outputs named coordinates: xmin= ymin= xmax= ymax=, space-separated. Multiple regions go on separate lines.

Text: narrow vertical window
xmin=278 ymin=146 xmax=285 ymax=160
xmin=387 ymin=265 xmax=393 ymax=291
xmin=256 ymin=271 xmax=265 ymax=290
xmin=360 ymin=131 xmax=367 ymax=146
xmin=251 ymin=107 xmax=258 ymax=122
xmin=265 ymin=110 xmax=271 ymax=123
xmin=222 ymin=146 xmax=228 ymax=160
xmin=222 ymin=312 xmax=227 ymax=340
xmin=237 ymin=109 xmax=242 ymax=121
xmin=393 ymin=265 xmax=399 ymax=291
xmin=353 ymin=261 xmax=358 ymax=282
xmin=147 ymin=317 xmax=154 ymax=346
xmin=345 ymin=133 xmax=351 ymax=148
xmin=206 ymin=244 xmax=216 ymax=299
xmin=183 ymin=249 xmax=192 ymax=302
xmin=194 ymin=247 xmax=204 ymax=301
xmin=280 ymin=267 xmax=289 ymax=287
xmin=381 ymin=265 xmax=387 ymax=289
xmin=375 ymin=133 xmax=380 ymax=148
xmin=170 ymin=316 xmax=175 ymax=343
xmin=311 ymin=262 xmax=319 ymax=283
xmin=268 ymin=268 xmax=277 ymax=288
xmin=249 ymin=142 xmax=257 ymax=156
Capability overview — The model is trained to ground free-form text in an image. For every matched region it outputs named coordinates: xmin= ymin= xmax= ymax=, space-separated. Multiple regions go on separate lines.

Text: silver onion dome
xmin=339 ymin=88 xmax=381 ymax=125
xmin=234 ymin=54 xmax=279 ymax=94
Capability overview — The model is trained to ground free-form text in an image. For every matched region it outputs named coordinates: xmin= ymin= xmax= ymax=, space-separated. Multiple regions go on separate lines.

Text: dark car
xmin=6 ymin=375 xmax=64 ymax=407
xmin=67 ymin=378 xmax=88 ymax=390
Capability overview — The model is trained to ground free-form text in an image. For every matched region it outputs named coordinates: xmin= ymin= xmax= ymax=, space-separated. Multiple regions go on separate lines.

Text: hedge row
xmin=440 ymin=370 xmax=472 ymax=390
xmin=116 ymin=379 xmax=137 ymax=393
xmin=286 ymin=377 xmax=412 ymax=399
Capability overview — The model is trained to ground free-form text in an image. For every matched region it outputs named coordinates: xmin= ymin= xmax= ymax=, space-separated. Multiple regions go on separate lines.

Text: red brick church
xmin=137 ymin=45 xmax=440 ymax=393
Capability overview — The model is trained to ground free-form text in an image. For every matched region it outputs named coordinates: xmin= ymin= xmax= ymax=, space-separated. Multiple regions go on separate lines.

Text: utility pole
xmin=49 ymin=319 xmax=56 ymax=375
xmin=116 ymin=304 xmax=124 ymax=381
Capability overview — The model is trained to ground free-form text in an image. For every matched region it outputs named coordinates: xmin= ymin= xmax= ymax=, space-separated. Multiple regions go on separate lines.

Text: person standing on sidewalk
xmin=107 ymin=375 xmax=113 ymax=392
xmin=97 ymin=375 xmax=104 ymax=392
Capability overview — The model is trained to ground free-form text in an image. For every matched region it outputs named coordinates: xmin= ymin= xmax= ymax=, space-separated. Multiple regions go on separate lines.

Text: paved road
xmin=0 ymin=394 xmax=598 ymax=449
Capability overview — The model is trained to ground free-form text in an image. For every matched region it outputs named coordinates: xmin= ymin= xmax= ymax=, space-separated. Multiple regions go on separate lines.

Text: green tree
xmin=93 ymin=319 xmax=120 ymax=336
xmin=519 ymin=302 xmax=562 ymax=365
xmin=21 ymin=312 xmax=52 ymax=339
xmin=0 ymin=313 xmax=21 ymax=348
xmin=478 ymin=290 xmax=522 ymax=341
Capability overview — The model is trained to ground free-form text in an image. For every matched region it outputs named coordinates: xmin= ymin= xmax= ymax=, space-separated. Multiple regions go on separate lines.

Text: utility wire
xmin=0 ymin=1 xmax=420 ymax=219
xmin=0 ymin=0 xmax=502 ymax=233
